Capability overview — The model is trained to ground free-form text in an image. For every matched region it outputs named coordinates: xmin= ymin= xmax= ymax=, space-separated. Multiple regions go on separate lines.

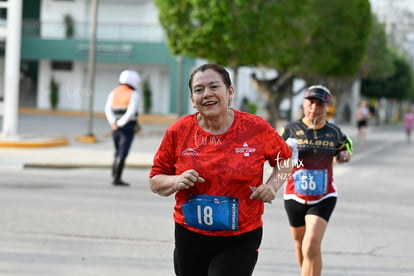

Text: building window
xmin=51 ymin=61 xmax=73 ymax=71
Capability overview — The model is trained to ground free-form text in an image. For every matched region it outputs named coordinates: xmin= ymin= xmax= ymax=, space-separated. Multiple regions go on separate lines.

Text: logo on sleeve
xmin=296 ymin=130 xmax=305 ymax=136
xmin=235 ymin=142 xmax=256 ymax=157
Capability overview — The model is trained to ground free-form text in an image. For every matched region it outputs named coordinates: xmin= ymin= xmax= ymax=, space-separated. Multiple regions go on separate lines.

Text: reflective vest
xmin=111 ymin=84 xmax=136 ymax=120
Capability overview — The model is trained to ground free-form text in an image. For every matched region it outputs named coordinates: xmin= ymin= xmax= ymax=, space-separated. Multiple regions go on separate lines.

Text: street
xmin=0 ymin=167 xmax=176 ymax=276
xmin=1 ymin=125 xmax=414 ymax=276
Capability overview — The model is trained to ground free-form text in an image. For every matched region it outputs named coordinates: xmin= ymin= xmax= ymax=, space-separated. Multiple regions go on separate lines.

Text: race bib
xmin=182 ymin=195 xmax=239 ymax=231
xmin=292 ymin=169 xmax=328 ymax=196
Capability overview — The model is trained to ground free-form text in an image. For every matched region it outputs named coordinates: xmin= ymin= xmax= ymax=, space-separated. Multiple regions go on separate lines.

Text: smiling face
xmin=190 ymin=68 xmax=234 ymax=118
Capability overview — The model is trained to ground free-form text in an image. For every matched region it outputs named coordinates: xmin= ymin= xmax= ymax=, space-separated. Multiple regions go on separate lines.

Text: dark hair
xmin=188 ymin=63 xmax=232 ymax=94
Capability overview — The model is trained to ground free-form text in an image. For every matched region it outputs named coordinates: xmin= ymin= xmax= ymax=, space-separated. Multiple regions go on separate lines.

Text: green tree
xmin=301 ymin=0 xmax=371 ymax=77
xmin=156 ymin=0 xmax=302 ymax=92
xmin=143 ymin=79 xmax=152 ymax=114
xmin=156 ymin=0 xmax=372 ymax=125
xmin=361 ymin=53 xmax=413 ymax=100
xmin=64 ymin=14 xmax=74 ymax=38
xmin=49 ymin=77 xmax=59 ymax=110
xmin=359 ymin=15 xmax=395 ymax=80
xmin=156 ymin=0 xmax=289 ymax=66
xmin=254 ymin=0 xmax=372 ymax=124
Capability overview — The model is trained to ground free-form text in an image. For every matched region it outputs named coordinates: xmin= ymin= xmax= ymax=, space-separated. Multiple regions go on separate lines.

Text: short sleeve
xmin=150 ymin=128 xmax=177 ymax=178
xmin=335 ymin=127 xmax=348 ymax=153
xmin=279 ymin=125 xmax=291 ymax=140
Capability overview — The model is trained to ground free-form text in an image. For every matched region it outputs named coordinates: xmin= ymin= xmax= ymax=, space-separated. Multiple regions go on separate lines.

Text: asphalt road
xmin=1 ymin=124 xmax=413 ymax=276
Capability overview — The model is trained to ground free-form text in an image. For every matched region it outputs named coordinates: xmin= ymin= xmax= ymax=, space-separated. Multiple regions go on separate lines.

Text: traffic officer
xmin=105 ymin=69 xmax=140 ymax=186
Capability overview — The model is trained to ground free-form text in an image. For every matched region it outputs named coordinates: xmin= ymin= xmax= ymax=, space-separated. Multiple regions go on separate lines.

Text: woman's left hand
xmin=250 ymin=184 xmax=277 ymax=203
xmin=336 ymin=150 xmax=350 ymax=163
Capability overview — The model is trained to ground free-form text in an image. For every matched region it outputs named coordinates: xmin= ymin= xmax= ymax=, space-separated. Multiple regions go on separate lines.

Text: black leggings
xmin=174 ymin=223 xmax=262 ymax=276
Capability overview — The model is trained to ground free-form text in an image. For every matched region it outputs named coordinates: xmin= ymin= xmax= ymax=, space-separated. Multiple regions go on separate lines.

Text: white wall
xmin=36 ymin=58 xmax=171 ymax=114
xmin=37 ymin=60 xmax=50 ymax=109
xmin=139 ymin=65 xmax=170 ymax=114
xmin=89 ymin=63 xmax=170 ymax=114
xmin=34 ymin=0 xmax=173 ymax=114
xmin=41 ymin=0 xmax=163 ymax=41
xmin=0 ymin=58 xmax=4 ymax=101
xmin=37 ymin=60 xmax=86 ymax=110
xmin=41 ymin=0 xmax=86 ymax=39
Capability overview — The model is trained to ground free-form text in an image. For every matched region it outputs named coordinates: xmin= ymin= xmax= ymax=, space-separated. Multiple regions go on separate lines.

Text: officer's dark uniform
xmin=105 ymin=70 xmax=140 ymax=186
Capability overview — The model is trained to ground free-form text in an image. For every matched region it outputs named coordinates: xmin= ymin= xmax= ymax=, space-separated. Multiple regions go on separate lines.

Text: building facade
xmin=1 ymin=0 xmax=363 ymax=124
xmin=0 ymin=0 xmax=195 ymax=115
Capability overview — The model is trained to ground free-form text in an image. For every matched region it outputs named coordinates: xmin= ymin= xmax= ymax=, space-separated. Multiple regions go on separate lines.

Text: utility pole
xmin=85 ymin=0 xmax=98 ymax=139
xmin=1 ymin=0 xmax=22 ymax=137
xmin=176 ymin=55 xmax=184 ymax=117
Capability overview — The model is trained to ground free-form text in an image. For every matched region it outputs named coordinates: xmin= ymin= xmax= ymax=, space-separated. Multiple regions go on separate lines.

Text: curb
xmin=0 ymin=108 xmax=173 ymax=148
xmin=23 ymin=163 xmax=153 ymax=169
xmin=18 ymin=108 xmax=178 ymax=126
xmin=0 ymin=136 xmax=69 ymax=148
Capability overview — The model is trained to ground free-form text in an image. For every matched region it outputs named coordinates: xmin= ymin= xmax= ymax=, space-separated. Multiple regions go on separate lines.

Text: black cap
xmin=304 ymin=85 xmax=332 ymax=103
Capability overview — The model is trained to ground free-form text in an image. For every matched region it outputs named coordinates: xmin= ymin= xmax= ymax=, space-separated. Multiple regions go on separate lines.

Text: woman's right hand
xmin=175 ymin=169 xmax=205 ymax=191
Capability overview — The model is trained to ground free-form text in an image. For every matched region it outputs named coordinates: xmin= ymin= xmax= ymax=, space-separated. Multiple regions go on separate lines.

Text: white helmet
xmin=118 ymin=70 xmax=140 ymax=89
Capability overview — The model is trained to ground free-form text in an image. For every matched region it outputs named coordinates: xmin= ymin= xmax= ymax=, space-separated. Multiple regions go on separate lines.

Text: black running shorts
xmin=284 ymin=197 xmax=337 ymax=227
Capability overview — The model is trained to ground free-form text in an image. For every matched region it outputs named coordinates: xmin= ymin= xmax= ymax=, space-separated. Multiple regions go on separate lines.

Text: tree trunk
xmin=251 ymin=71 xmax=294 ymax=127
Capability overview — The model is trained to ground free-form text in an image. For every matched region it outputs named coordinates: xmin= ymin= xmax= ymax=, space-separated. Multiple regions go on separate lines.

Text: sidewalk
xmin=0 ymin=110 xmax=171 ymax=169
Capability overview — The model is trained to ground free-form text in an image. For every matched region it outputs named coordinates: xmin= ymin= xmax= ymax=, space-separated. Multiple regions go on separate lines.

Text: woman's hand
xmin=336 ymin=150 xmax=351 ymax=163
xmin=250 ymin=184 xmax=277 ymax=204
xmin=150 ymin=169 xmax=205 ymax=197
xmin=175 ymin=169 xmax=205 ymax=191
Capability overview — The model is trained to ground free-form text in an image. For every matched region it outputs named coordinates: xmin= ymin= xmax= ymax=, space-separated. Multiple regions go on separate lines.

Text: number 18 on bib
xmin=182 ymin=195 xmax=239 ymax=231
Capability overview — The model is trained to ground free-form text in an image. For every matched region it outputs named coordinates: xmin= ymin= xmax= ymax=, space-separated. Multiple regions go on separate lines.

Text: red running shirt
xmin=150 ymin=110 xmax=291 ymax=236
